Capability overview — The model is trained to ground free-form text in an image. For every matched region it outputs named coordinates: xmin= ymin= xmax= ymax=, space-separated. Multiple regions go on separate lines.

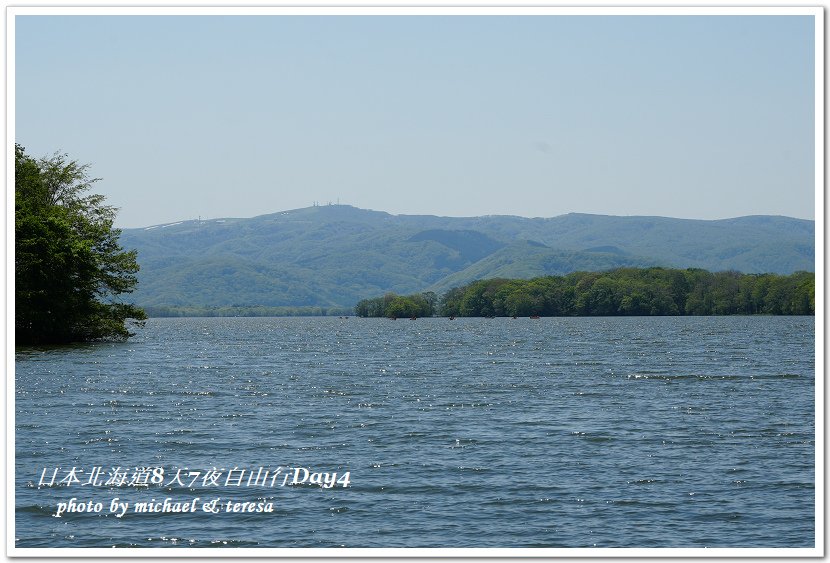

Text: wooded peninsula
xmin=355 ymin=268 xmax=814 ymax=318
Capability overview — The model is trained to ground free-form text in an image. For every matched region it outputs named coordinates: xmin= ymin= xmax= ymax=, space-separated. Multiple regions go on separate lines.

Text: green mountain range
xmin=118 ymin=205 xmax=814 ymax=310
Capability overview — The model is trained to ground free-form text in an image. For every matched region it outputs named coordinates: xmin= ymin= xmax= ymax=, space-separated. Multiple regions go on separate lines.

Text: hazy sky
xmin=15 ymin=12 xmax=816 ymax=227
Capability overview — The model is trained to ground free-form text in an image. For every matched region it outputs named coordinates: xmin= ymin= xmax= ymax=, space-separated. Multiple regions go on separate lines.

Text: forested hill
xmin=119 ymin=205 xmax=814 ymax=311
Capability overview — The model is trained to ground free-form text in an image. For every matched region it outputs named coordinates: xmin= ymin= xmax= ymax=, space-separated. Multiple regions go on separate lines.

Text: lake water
xmin=14 ymin=316 xmax=815 ymax=550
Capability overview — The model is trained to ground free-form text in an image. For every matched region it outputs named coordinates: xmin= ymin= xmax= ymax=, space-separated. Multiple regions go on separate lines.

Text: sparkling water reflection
xmin=15 ymin=316 xmax=814 ymax=548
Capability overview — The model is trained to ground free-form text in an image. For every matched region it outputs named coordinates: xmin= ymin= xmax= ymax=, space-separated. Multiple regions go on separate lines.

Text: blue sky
xmin=15 ymin=13 xmax=816 ymax=227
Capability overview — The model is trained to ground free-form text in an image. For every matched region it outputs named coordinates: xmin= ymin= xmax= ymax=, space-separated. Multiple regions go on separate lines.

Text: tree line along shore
xmin=355 ymin=268 xmax=814 ymax=319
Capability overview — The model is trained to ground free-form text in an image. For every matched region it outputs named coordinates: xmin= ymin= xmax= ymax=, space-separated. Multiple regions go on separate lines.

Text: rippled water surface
xmin=15 ymin=316 xmax=815 ymax=548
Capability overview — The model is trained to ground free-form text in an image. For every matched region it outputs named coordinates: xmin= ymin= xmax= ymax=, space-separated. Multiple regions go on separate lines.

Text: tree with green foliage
xmin=355 ymin=291 xmax=436 ymax=318
xmin=386 ymin=296 xmax=417 ymax=318
xmin=15 ymin=145 xmax=146 ymax=344
xmin=438 ymin=286 xmax=465 ymax=317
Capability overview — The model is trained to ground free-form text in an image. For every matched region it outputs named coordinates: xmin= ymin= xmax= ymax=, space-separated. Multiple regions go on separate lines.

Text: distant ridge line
xmin=125 ymin=204 xmax=813 ymax=231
